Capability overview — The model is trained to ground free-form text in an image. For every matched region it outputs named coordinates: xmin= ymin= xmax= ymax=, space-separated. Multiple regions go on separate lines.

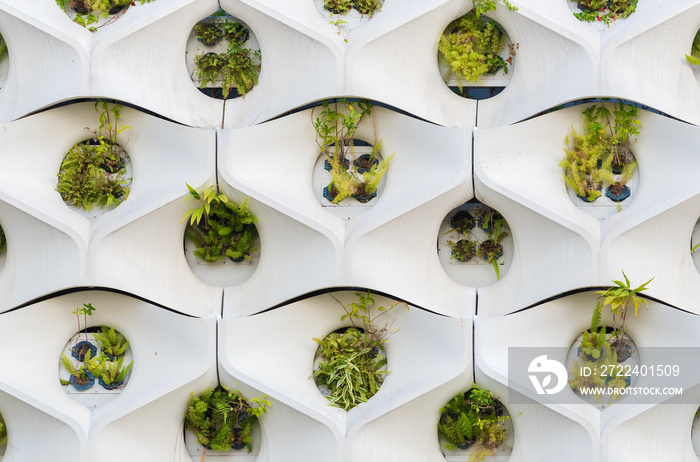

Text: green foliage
xmin=0 ymin=413 xmax=6 ymax=448
xmin=313 ymin=100 xmax=394 ymax=204
xmin=448 ymin=239 xmax=478 ymax=262
xmin=438 ymin=385 xmax=509 ymax=459
xmin=61 ymin=350 xmax=93 ymax=380
xmin=55 ymin=0 xmax=155 ymax=30
xmin=474 ymin=206 xmax=508 ymax=280
xmin=87 ymin=354 xmax=133 ymax=386
xmin=559 ymin=102 xmax=641 ymax=202
xmin=353 ymin=0 xmax=382 ymax=16
xmin=56 ymin=101 xmax=131 ymax=212
xmin=438 ymin=11 xmax=513 ymax=87
xmin=686 ymin=30 xmax=700 ymax=66
xmin=184 ymin=386 xmax=270 ymax=453
xmin=580 ymin=303 xmax=607 ymax=360
xmin=313 ymin=291 xmax=407 ymax=410
xmin=324 ymin=0 xmax=353 ymax=14
xmin=573 ymin=0 xmax=636 ymax=24
xmin=472 ymin=0 xmax=518 ymax=18
xmin=194 ymin=21 xmax=223 ymax=45
xmin=92 ymin=325 xmax=129 ymax=357
xmin=182 ymin=185 xmax=259 ymax=263
xmin=597 ymin=271 xmax=653 ymax=355
xmin=0 ymin=34 xmax=7 ymax=61
xmin=0 ymin=225 xmax=6 ymax=253
xmin=193 ymin=19 xmax=260 ymax=98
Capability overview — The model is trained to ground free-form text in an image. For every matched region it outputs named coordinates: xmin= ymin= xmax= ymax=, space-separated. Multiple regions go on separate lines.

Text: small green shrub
xmin=193 ymin=19 xmax=260 ymax=98
xmin=56 ymin=101 xmax=131 ymax=212
xmin=0 ymin=413 xmax=7 ymax=448
xmin=573 ymin=0 xmax=637 ymax=25
xmin=182 ymin=184 xmax=260 ymax=263
xmin=184 ymin=386 xmax=270 ymax=453
xmin=438 ymin=11 xmax=511 ymax=87
xmin=438 ymin=386 xmax=509 ymax=461
xmin=92 ymin=326 xmax=129 ymax=358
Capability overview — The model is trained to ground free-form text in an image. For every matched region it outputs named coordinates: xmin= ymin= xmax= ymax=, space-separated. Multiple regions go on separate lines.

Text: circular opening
xmin=568 ymin=0 xmax=637 ymax=26
xmin=566 ymin=327 xmax=639 ymax=409
xmin=182 ymin=188 xmax=260 ymax=287
xmin=312 ymin=326 xmax=387 ymax=410
xmin=186 ymin=11 xmax=261 ymax=100
xmin=438 ymin=387 xmax=513 ymax=458
xmin=55 ymin=0 xmax=143 ymax=31
xmin=438 ymin=202 xmax=513 ymax=286
xmin=57 ymin=138 xmax=132 ymax=218
xmin=59 ymin=324 xmax=133 ymax=408
xmin=184 ymin=386 xmax=265 ymax=454
xmin=438 ymin=10 xmax=516 ymax=99
xmin=561 ymin=102 xmax=640 ymax=219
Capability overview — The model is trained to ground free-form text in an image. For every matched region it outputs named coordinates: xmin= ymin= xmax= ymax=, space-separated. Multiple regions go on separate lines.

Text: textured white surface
xmin=0 ymin=0 xmax=697 ymax=460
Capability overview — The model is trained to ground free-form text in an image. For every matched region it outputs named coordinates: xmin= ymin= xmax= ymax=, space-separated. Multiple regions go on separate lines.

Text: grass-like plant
xmin=0 ymin=34 xmax=7 ymax=61
xmin=438 ymin=385 xmax=510 ymax=461
xmin=313 ymin=291 xmax=407 ymax=410
xmin=448 ymin=239 xmax=478 ymax=262
xmin=181 ymin=184 xmax=259 ymax=263
xmin=184 ymin=386 xmax=270 ymax=453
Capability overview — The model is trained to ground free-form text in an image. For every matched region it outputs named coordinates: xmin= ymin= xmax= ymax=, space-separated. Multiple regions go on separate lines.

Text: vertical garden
xmin=0 ymin=0 xmax=699 ymax=461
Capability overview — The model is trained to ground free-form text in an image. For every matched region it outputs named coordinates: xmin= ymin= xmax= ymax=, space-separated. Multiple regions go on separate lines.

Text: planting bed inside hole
xmin=437 ymin=11 xmax=516 ymax=98
xmin=57 ymin=139 xmax=132 ymax=220
xmin=0 ymin=32 xmax=8 ymax=89
xmin=438 ymin=202 xmax=513 ymax=287
xmin=438 ymin=387 xmax=514 ymax=462
xmin=312 ymin=326 xmax=388 ymax=410
xmin=312 ymin=139 xmax=389 ymax=220
xmin=58 ymin=326 xmax=133 ymax=408
xmin=56 ymin=0 xmax=142 ymax=31
xmin=185 ymin=11 xmax=261 ymax=100
xmin=314 ymin=0 xmax=383 ymax=35
xmin=566 ymin=328 xmax=640 ymax=409
xmin=690 ymin=217 xmax=700 ymax=273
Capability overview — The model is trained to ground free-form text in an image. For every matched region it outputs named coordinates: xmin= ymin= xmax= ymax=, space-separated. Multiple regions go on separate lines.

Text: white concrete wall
xmin=0 ymin=0 xmax=697 ymax=461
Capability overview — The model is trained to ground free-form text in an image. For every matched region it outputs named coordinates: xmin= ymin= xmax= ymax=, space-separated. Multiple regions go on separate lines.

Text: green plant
xmin=313 ymin=100 xmax=394 ymax=204
xmin=609 ymin=102 xmax=640 ymax=170
xmin=60 ymin=350 xmax=93 ymax=386
xmin=600 ymin=153 xmax=636 ymax=200
xmin=473 ymin=206 xmax=509 ymax=280
xmin=193 ymin=21 xmax=260 ymax=98
xmin=353 ymin=0 xmax=382 ymax=16
xmin=181 ymin=184 xmax=259 ymax=263
xmin=92 ymin=325 xmax=129 ymax=358
xmin=569 ymin=346 xmax=627 ymax=404
xmin=573 ymin=0 xmax=637 ymax=25
xmin=448 ymin=239 xmax=478 ymax=262
xmin=56 ymin=101 xmax=131 ymax=211
xmin=86 ymin=354 xmax=133 ymax=387
xmin=73 ymin=303 xmax=96 ymax=350
xmin=313 ymin=291 xmax=407 ymax=410
xmin=579 ymin=303 xmax=607 ymax=360
xmin=596 ymin=271 xmax=653 ymax=358
xmin=55 ymin=0 xmax=155 ymax=31
xmin=0 ymin=225 xmax=6 ymax=253
xmin=472 ymin=0 xmax=518 ymax=18
xmin=194 ymin=21 xmax=223 ymax=45
xmin=0 ymin=34 xmax=7 ymax=61
xmin=184 ymin=386 xmax=270 ymax=453
xmin=438 ymin=11 xmax=513 ymax=87
xmin=438 ymin=385 xmax=509 ymax=461
xmin=324 ymin=0 xmax=353 ymax=14
xmin=686 ymin=30 xmax=700 ymax=66
xmin=0 ymin=413 xmax=6 ymax=448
